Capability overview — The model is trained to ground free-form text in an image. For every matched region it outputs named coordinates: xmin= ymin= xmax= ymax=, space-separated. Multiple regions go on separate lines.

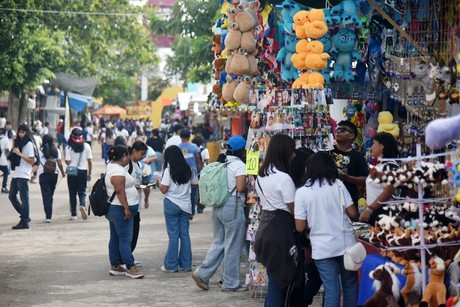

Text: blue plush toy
xmin=276 ymin=33 xmax=299 ymax=81
xmin=331 ymin=0 xmax=364 ymax=30
xmin=280 ymin=0 xmax=307 ymax=35
xmin=319 ymin=33 xmax=332 ymax=82
xmin=330 ymin=28 xmax=362 ymax=82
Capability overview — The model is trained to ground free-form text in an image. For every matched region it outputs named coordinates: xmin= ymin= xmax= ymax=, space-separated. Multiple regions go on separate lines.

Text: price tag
xmin=246 ymin=150 xmax=259 ymax=175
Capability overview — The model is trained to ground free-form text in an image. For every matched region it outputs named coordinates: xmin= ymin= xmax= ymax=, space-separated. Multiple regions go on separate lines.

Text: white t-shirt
xmin=200 ymin=148 xmax=210 ymax=165
xmin=161 ymin=166 xmax=198 ymax=214
xmin=115 ymin=129 xmax=129 ymax=139
xmin=225 ymin=157 xmax=246 ymax=202
xmin=85 ymin=126 xmax=93 ymax=142
xmin=105 ymin=163 xmax=139 ymax=206
xmin=295 ymin=180 xmax=355 ymax=260
xmin=65 ymin=143 xmax=92 ymax=170
xmin=0 ymin=136 xmax=11 ymax=166
xmin=41 ymin=126 xmax=49 ymax=136
xmin=255 ymin=166 xmax=296 ymax=212
xmin=12 ymin=141 xmax=35 ymax=179
xmin=165 ymin=135 xmax=181 ymax=148
xmin=38 ymin=148 xmax=61 ymax=176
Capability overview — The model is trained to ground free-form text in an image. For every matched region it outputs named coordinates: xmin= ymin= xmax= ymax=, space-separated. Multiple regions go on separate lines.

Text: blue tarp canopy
xmin=60 ymin=92 xmax=93 ymax=112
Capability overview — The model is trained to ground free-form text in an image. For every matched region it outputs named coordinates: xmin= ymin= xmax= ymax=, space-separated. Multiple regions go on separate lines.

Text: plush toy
xmin=378 ymin=214 xmax=400 ymax=231
xmin=400 ymin=261 xmax=422 ymax=307
xmin=307 ymin=72 xmax=325 ymax=89
xmin=425 ymin=113 xmax=460 ymax=150
xmin=222 ymin=75 xmax=238 ymax=103
xmin=230 ymin=48 xmax=250 ymax=76
xmin=241 ymin=30 xmax=256 ymax=53
xmin=225 ymin=50 xmax=235 ymax=74
xmin=410 ymin=58 xmax=438 ymax=106
xmin=377 ymin=111 xmax=399 ymax=138
xmin=363 ymin=263 xmax=401 ymax=307
xmin=318 ymin=33 xmax=332 ymax=82
xmin=292 ymin=10 xmax=309 ymax=39
xmin=447 ymin=250 xmax=460 ymax=297
xmin=305 ymin=40 xmax=330 ymax=70
xmin=280 ymin=0 xmax=305 ymax=34
xmin=212 ymin=34 xmax=222 ymax=56
xmin=331 ymin=0 xmax=364 ymax=30
xmin=291 ymin=39 xmax=309 ymax=70
xmin=420 ymin=256 xmax=447 ymax=307
xmin=233 ymin=75 xmax=253 ymax=103
xmin=235 ymin=3 xmax=257 ymax=32
xmin=323 ymin=7 xmax=341 ymax=30
xmin=246 ymin=50 xmax=258 ymax=76
xmin=276 ymin=33 xmax=299 ymax=81
xmin=330 ymin=28 xmax=362 ymax=82
xmin=303 ymin=8 xmax=328 ymax=39
xmin=292 ymin=72 xmax=310 ymax=89
xmin=224 ymin=22 xmax=241 ymax=51
xmin=213 ymin=57 xmax=226 ymax=80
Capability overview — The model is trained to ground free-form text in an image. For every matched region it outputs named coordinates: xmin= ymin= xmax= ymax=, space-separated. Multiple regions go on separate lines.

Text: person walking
xmin=159 ymin=145 xmax=198 ymax=272
xmin=8 ymin=124 xmax=36 ymax=230
xmin=294 ymin=152 xmax=359 ymax=307
xmin=65 ymin=128 xmax=92 ymax=220
xmin=105 ymin=145 xmax=144 ymax=279
xmin=0 ymin=128 xmax=11 ymax=193
xmin=38 ymin=134 xmax=66 ymax=223
xmin=192 ymin=135 xmax=248 ymax=292
xmin=165 ymin=124 xmax=183 ymax=148
xmin=146 ymin=128 xmax=165 ymax=173
xmin=254 ymin=133 xmax=302 ymax=306
xmin=178 ymin=129 xmax=202 ymax=217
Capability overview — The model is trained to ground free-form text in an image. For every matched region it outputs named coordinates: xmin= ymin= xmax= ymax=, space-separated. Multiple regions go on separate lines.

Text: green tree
xmin=150 ymin=0 xmax=219 ymax=87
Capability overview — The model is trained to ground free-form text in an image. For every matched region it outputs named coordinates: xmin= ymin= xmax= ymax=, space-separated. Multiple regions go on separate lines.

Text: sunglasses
xmin=336 ymin=127 xmax=354 ymax=134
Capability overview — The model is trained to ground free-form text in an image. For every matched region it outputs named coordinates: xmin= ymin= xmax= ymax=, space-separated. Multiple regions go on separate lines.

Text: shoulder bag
xmin=339 ymin=184 xmax=367 ymax=271
xmin=66 ymin=152 xmax=83 ymax=176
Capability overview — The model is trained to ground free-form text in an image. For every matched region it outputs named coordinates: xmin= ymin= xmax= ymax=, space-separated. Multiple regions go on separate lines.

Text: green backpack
xmin=198 ymin=160 xmax=235 ymax=207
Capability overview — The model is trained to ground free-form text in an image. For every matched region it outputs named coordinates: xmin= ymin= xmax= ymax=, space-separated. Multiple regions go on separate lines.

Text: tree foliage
xmin=150 ymin=0 xmax=219 ymax=86
xmin=0 ymin=0 xmax=161 ymax=126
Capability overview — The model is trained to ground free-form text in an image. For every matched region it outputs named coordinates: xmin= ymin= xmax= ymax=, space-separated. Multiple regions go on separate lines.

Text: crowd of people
xmin=1 ymin=113 xmax=400 ymax=303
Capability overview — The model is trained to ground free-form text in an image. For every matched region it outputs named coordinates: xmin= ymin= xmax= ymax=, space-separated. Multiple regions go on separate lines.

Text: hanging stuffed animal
xmin=330 ymin=28 xmax=362 ymax=82
xmin=420 ymin=256 xmax=447 ymax=307
xmin=363 ymin=263 xmax=401 ymax=307
xmin=425 ymin=113 xmax=460 ymax=150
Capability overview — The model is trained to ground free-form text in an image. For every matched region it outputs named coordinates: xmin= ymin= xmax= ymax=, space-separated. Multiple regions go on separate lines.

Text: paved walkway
xmin=0 ymin=145 xmax=322 ymax=306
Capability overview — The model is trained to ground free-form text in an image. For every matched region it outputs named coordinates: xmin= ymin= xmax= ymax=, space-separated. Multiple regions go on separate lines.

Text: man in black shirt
xmin=146 ymin=129 xmax=165 ymax=172
xmin=331 ymin=120 xmax=369 ymax=207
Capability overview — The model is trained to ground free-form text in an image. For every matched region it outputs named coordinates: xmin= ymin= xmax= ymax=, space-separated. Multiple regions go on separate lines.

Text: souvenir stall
xmin=207 ymin=0 xmax=460 ymax=303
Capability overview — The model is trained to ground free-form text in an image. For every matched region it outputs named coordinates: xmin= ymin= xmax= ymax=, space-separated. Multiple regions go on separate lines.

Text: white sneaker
xmin=79 ymin=206 xmax=88 ymax=220
xmin=44 ymin=219 xmax=52 ymax=223
xmin=134 ymin=260 xmax=142 ymax=267
xmin=69 ymin=216 xmax=77 ymax=221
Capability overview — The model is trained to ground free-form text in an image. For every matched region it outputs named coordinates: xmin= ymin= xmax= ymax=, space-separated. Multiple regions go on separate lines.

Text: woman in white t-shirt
xmin=192 ymin=135 xmax=247 ymax=292
xmin=294 ymin=152 xmax=358 ymax=307
xmin=254 ymin=134 xmax=298 ymax=305
xmin=65 ymin=128 xmax=92 ymax=220
xmin=105 ymin=145 xmax=144 ymax=279
xmin=38 ymin=135 xmax=65 ymax=223
xmin=159 ymin=145 xmax=198 ymax=273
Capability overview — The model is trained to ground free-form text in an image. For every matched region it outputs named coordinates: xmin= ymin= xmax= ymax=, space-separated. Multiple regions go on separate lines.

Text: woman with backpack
xmin=105 ymin=145 xmax=144 ymax=279
xmin=159 ymin=145 xmax=198 ymax=273
xmin=65 ymin=128 xmax=92 ymax=221
xmin=192 ymin=135 xmax=248 ymax=292
xmin=38 ymin=134 xmax=65 ymax=223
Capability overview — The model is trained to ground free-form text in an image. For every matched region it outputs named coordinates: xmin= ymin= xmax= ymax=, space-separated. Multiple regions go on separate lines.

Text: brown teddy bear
xmin=211 ymin=34 xmax=222 ymax=56
xmin=213 ymin=57 xmax=226 ymax=80
xmin=230 ymin=48 xmax=249 ymax=76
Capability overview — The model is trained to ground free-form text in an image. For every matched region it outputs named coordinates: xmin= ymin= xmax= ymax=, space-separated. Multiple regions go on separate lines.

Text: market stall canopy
xmin=52 ymin=73 xmax=99 ymax=96
xmin=60 ymin=92 xmax=94 ymax=112
xmin=92 ymin=105 xmax=126 ymax=115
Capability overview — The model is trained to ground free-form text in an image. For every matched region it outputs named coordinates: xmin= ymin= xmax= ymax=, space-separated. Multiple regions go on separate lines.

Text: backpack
xmin=198 ymin=160 xmax=235 ymax=207
xmin=89 ymin=173 xmax=116 ymax=216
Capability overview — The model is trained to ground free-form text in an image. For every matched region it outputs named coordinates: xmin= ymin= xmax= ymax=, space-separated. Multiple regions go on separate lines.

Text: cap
xmin=180 ymin=129 xmax=191 ymax=138
xmin=227 ymin=135 xmax=246 ymax=152
xmin=71 ymin=127 xmax=84 ymax=144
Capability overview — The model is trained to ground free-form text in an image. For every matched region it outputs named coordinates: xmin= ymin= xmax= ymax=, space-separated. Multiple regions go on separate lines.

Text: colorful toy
xmin=400 ymin=261 xmax=422 ymax=307
xmin=276 ymin=33 xmax=299 ymax=81
xmin=363 ymin=263 xmax=401 ymax=307
xmin=419 ymin=256 xmax=447 ymax=307
xmin=304 ymin=40 xmax=330 ymax=70
xmin=292 ymin=10 xmax=309 ymax=39
xmin=291 ymin=39 xmax=309 ymax=70
xmin=303 ymin=9 xmax=328 ymax=39
xmin=330 ymin=28 xmax=362 ymax=82
xmin=377 ymin=111 xmax=399 ymax=138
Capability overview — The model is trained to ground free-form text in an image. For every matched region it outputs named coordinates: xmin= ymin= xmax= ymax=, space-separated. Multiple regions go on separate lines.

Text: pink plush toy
xmin=425 ymin=113 xmax=460 ymax=150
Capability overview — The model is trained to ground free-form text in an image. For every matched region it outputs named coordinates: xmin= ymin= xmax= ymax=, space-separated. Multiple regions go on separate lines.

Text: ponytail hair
xmin=107 ymin=145 xmax=128 ymax=162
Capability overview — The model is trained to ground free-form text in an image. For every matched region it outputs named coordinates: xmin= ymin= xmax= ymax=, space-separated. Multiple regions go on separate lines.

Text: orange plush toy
xmin=420 ymin=256 xmax=447 ymax=307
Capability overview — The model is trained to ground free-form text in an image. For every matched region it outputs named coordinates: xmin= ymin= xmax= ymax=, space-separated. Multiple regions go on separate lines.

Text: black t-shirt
xmin=331 ymin=146 xmax=369 ymax=205
xmin=202 ymin=128 xmax=212 ymax=140
xmin=146 ymin=137 xmax=165 ymax=152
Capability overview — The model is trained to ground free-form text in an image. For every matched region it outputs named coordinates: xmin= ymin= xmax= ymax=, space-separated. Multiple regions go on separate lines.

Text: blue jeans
xmin=0 ymin=165 xmax=9 ymax=189
xmin=195 ymin=196 xmax=246 ymax=289
xmin=163 ymin=198 xmax=192 ymax=270
xmin=315 ymin=256 xmax=358 ymax=307
xmin=265 ymin=272 xmax=288 ymax=307
xmin=39 ymin=172 xmax=58 ymax=219
xmin=106 ymin=204 xmax=138 ymax=269
xmin=9 ymin=178 xmax=30 ymax=223
xmin=152 ymin=151 xmax=163 ymax=173
xmin=67 ymin=169 xmax=87 ymax=216
xmin=190 ymin=186 xmax=197 ymax=215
